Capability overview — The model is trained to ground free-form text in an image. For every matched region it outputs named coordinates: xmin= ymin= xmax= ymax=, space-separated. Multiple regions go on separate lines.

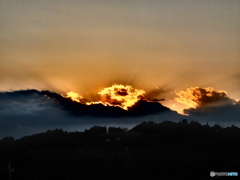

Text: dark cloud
xmin=42 ymin=90 xmax=177 ymax=117
xmin=196 ymin=89 xmax=233 ymax=106
xmin=0 ymin=89 xmax=183 ymax=138
xmin=176 ymin=87 xmax=234 ymax=108
xmin=1 ymin=88 xmax=238 ymax=138
xmin=116 ymin=88 xmax=128 ymax=96
xmin=186 ymin=103 xmax=240 ymax=126
xmin=145 ymin=87 xmax=168 ymax=102
xmin=175 ymin=87 xmax=240 ymax=125
xmin=184 ymin=102 xmax=240 ymax=115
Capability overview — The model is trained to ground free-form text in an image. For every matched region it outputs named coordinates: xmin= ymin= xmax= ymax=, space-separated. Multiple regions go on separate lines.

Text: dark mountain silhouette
xmin=0 ymin=89 xmax=185 ymax=138
xmin=128 ymin=99 xmax=171 ymax=115
xmin=0 ymin=89 xmax=180 ymax=117
xmin=42 ymin=90 xmax=178 ymax=117
xmin=60 ymin=98 xmax=178 ymax=117
xmin=0 ymin=120 xmax=239 ymax=180
xmin=1 ymin=89 xmax=240 ymax=139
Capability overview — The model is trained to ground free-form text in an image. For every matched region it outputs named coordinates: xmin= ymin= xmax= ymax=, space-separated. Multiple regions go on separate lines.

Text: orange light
xmin=64 ymin=91 xmax=83 ymax=103
xmin=175 ymin=87 xmax=228 ymax=109
xmin=64 ymin=84 xmax=146 ymax=110
xmin=96 ymin=84 xmax=145 ymax=110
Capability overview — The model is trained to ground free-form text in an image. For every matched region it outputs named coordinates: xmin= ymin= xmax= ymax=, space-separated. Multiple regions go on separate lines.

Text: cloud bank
xmin=0 ymin=89 xmax=182 ymax=138
xmin=0 ymin=87 xmax=239 ymax=138
xmin=175 ymin=87 xmax=240 ymax=125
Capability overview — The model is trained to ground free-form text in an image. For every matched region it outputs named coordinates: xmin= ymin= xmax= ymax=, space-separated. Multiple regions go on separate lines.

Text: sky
xmin=0 ymin=0 xmax=240 ymax=112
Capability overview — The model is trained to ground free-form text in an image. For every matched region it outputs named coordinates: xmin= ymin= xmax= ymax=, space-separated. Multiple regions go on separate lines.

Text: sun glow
xmin=175 ymin=87 xmax=230 ymax=109
xmin=65 ymin=91 xmax=83 ymax=103
xmin=96 ymin=84 xmax=145 ymax=110
xmin=64 ymin=84 xmax=146 ymax=110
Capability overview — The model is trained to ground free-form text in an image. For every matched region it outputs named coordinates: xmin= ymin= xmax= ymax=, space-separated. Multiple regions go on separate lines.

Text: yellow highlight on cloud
xmin=64 ymin=84 xmax=146 ymax=110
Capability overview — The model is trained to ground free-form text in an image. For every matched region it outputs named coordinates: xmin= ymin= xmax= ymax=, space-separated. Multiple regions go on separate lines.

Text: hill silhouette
xmin=0 ymin=89 xmax=185 ymax=138
xmin=1 ymin=89 xmax=239 ymax=139
xmin=0 ymin=89 xmax=180 ymax=117
xmin=0 ymin=120 xmax=239 ymax=180
xmin=41 ymin=90 xmax=180 ymax=117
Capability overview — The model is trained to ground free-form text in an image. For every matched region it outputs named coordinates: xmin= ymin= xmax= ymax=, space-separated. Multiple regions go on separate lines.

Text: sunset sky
xmin=0 ymin=0 xmax=240 ymax=110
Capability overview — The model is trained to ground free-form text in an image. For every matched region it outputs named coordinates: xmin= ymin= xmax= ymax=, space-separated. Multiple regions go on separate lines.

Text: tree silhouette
xmin=0 ymin=120 xmax=239 ymax=180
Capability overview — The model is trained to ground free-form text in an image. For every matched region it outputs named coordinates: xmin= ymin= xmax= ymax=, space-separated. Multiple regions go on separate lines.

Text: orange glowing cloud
xmin=65 ymin=91 xmax=83 ymax=103
xmin=96 ymin=84 xmax=145 ymax=110
xmin=64 ymin=84 xmax=146 ymax=110
xmin=175 ymin=87 xmax=234 ymax=110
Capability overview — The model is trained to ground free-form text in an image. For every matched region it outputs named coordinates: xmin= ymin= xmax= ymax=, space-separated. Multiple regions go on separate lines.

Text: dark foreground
xmin=0 ymin=120 xmax=239 ymax=180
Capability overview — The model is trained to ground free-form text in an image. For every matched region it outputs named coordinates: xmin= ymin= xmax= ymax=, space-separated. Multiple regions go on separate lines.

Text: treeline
xmin=0 ymin=120 xmax=239 ymax=180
